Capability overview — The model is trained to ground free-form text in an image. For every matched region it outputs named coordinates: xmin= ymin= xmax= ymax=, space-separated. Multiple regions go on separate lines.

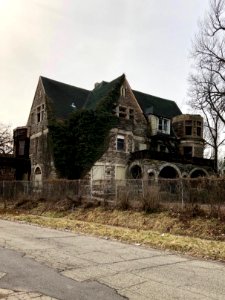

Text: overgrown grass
xmin=1 ymin=206 xmax=225 ymax=262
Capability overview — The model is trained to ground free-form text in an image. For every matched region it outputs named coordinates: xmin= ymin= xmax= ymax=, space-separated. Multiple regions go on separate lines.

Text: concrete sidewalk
xmin=0 ymin=288 xmax=57 ymax=299
xmin=0 ymin=219 xmax=225 ymax=299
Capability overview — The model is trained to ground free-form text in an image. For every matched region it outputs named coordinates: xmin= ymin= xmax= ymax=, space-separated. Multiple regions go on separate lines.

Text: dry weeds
xmin=0 ymin=207 xmax=225 ymax=262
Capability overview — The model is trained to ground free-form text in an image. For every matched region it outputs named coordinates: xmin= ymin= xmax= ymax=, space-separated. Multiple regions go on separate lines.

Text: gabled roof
xmin=40 ymin=76 xmax=90 ymax=119
xmin=84 ymin=75 xmax=124 ymax=110
xmin=39 ymin=75 xmax=182 ymax=120
xmin=133 ymin=90 xmax=182 ymax=119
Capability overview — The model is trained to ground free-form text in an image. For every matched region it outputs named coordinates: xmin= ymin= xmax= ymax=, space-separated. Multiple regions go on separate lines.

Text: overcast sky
xmin=0 ymin=0 xmax=209 ymax=129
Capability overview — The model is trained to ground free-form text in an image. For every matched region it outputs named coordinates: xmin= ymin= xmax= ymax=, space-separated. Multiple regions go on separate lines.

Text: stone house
xmin=14 ymin=74 xmax=215 ymax=183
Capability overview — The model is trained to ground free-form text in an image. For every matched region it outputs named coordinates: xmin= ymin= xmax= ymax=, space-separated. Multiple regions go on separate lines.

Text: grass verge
xmin=0 ymin=207 xmax=225 ymax=262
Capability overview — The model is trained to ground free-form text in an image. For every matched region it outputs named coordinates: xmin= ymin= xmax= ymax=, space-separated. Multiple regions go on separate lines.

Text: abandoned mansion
xmin=11 ymin=74 xmax=215 ymax=182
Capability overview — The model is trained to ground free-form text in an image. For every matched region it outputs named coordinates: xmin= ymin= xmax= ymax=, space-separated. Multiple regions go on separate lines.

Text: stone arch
xmin=189 ymin=168 xmax=208 ymax=178
xmin=147 ymin=169 xmax=156 ymax=179
xmin=130 ymin=164 xmax=142 ymax=179
xmin=34 ymin=165 xmax=42 ymax=183
xmin=182 ymin=172 xmax=188 ymax=178
xmin=158 ymin=163 xmax=181 ymax=179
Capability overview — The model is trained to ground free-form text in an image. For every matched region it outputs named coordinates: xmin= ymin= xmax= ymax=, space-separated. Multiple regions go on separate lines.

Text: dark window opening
xmin=197 ymin=127 xmax=201 ymax=136
xmin=185 ymin=126 xmax=192 ymax=135
xmin=119 ymin=106 xmax=126 ymax=118
xmin=183 ymin=146 xmax=192 ymax=158
xmin=117 ymin=136 xmax=125 ymax=151
xmin=129 ymin=109 xmax=134 ymax=120
xmin=131 ymin=165 xmax=142 ymax=179
xmin=35 ymin=167 xmax=42 ymax=175
xmin=37 ymin=112 xmax=41 ymax=123
xmin=158 ymin=119 xmax=162 ymax=130
xmin=190 ymin=169 xmax=206 ymax=178
xmin=36 ymin=105 xmax=45 ymax=123
xmin=159 ymin=166 xmax=179 ymax=179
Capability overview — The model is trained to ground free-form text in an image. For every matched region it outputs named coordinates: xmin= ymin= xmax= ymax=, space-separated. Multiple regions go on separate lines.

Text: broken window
xmin=158 ymin=118 xmax=170 ymax=134
xmin=185 ymin=120 xmax=192 ymax=135
xmin=116 ymin=135 xmax=125 ymax=151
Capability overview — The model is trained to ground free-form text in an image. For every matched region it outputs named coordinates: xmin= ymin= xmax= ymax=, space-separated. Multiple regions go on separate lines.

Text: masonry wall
xmin=172 ymin=114 xmax=204 ymax=158
xmin=92 ymin=79 xmax=148 ymax=181
xmin=27 ymin=80 xmax=56 ymax=181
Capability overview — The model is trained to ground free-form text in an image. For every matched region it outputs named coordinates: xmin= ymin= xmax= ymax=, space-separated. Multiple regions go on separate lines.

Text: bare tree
xmin=0 ymin=123 xmax=13 ymax=155
xmin=189 ymin=0 xmax=225 ymax=171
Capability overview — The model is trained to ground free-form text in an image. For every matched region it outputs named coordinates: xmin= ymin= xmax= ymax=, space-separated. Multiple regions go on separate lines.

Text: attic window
xmin=121 ymin=86 xmax=126 ymax=97
xmin=37 ymin=105 xmax=45 ymax=123
xmin=119 ymin=106 xmax=126 ymax=118
xmin=129 ymin=109 xmax=134 ymax=120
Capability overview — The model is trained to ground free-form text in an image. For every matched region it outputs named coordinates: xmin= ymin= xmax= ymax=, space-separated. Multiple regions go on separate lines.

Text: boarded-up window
xmin=92 ymin=165 xmax=105 ymax=180
xmin=18 ymin=141 xmax=25 ymax=156
xmin=116 ymin=166 xmax=126 ymax=180
xmin=139 ymin=143 xmax=147 ymax=151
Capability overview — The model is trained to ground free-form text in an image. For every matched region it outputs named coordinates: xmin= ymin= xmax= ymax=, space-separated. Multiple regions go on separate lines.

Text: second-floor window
xmin=116 ymin=135 xmax=125 ymax=151
xmin=185 ymin=120 xmax=192 ymax=135
xmin=114 ymin=105 xmax=135 ymax=121
xmin=37 ymin=104 xmax=45 ymax=123
xmin=197 ymin=121 xmax=202 ymax=137
xmin=158 ymin=118 xmax=170 ymax=134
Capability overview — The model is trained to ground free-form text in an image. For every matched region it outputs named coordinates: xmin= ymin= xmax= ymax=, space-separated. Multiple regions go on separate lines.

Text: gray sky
xmin=0 ymin=0 xmax=209 ymax=129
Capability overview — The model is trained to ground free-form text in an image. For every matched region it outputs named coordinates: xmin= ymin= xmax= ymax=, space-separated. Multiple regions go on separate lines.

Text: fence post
xmin=115 ymin=180 xmax=117 ymax=204
xmin=2 ymin=181 xmax=6 ymax=209
xmin=2 ymin=181 xmax=4 ymax=199
xmin=90 ymin=179 xmax=92 ymax=202
xmin=181 ymin=179 xmax=184 ymax=209
xmin=142 ymin=179 xmax=144 ymax=198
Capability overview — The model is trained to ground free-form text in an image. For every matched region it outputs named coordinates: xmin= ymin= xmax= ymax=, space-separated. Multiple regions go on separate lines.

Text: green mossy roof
xmin=40 ymin=75 xmax=182 ymax=120
xmin=41 ymin=76 xmax=90 ymax=119
xmin=133 ymin=90 xmax=182 ymax=118
xmin=84 ymin=75 xmax=125 ymax=110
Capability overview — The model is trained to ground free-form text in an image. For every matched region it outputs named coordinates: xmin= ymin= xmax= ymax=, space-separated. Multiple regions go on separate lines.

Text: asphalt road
xmin=0 ymin=219 xmax=225 ymax=299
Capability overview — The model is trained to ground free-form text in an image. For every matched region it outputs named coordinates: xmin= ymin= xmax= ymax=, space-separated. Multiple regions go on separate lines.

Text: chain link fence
xmin=0 ymin=178 xmax=225 ymax=212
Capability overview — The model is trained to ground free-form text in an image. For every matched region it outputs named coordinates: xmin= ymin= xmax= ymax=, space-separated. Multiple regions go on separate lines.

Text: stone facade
xmin=14 ymin=74 xmax=215 ymax=183
xmin=172 ymin=114 xmax=204 ymax=158
xmin=26 ymin=80 xmax=55 ymax=182
xmin=92 ymin=79 xmax=148 ymax=181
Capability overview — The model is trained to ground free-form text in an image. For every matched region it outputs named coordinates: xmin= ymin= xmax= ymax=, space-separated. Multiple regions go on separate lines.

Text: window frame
xmin=116 ymin=134 xmax=125 ymax=151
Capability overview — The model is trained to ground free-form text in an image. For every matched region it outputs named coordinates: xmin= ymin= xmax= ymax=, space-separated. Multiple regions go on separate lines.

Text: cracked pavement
xmin=0 ymin=220 xmax=224 ymax=299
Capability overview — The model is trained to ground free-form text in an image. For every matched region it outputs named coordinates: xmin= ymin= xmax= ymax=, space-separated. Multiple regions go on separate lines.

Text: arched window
xmin=34 ymin=167 xmax=42 ymax=175
xmin=159 ymin=166 xmax=179 ymax=179
xmin=130 ymin=165 xmax=142 ymax=179
xmin=190 ymin=169 xmax=207 ymax=178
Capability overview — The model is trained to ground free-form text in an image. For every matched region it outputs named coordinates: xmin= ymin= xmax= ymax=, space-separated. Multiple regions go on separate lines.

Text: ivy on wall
xmin=49 ymin=75 xmax=124 ymax=179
